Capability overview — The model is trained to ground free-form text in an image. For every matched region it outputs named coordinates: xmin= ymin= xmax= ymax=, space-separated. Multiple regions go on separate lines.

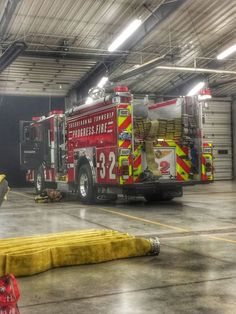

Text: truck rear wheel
xmin=144 ymin=193 xmax=174 ymax=202
xmin=77 ymin=164 xmax=96 ymax=204
xmin=34 ymin=167 xmax=45 ymax=195
xmin=97 ymin=194 xmax=118 ymax=202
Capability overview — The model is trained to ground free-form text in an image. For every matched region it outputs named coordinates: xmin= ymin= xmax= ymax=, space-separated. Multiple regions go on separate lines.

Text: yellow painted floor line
xmin=8 ymin=191 xmax=236 ymax=245
xmin=10 ymin=191 xmax=35 ymax=199
xmin=208 ymin=236 xmax=236 ymax=244
xmin=98 ymin=208 xmax=189 ymax=232
xmin=98 ymin=208 xmax=236 ymax=245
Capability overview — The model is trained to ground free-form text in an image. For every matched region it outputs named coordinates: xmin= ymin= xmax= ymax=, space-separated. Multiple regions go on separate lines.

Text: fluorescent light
xmin=97 ymin=76 xmax=108 ymax=88
xmin=217 ymin=44 xmax=236 ymax=60
xmin=187 ymin=82 xmax=205 ymax=96
xmin=108 ymin=19 xmax=142 ymax=52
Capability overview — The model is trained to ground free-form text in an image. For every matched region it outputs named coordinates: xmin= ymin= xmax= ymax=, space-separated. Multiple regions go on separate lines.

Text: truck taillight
xmin=114 ymin=86 xmax=129 ymax=93
xmin=205 ymin=161 xmax=212 ymax=174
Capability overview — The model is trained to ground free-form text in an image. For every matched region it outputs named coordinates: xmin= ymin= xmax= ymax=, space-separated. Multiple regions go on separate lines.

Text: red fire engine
xmin=19 ymin=86 xmax=213 ymax=203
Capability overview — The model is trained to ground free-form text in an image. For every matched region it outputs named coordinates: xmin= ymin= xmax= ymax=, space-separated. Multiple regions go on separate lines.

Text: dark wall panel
xmin=0 ymin=96 xmax=65 ymax=187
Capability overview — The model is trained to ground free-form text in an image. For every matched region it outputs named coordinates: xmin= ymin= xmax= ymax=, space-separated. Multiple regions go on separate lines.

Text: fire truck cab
xmin=19 ymin=86 xmax=213 ymax=203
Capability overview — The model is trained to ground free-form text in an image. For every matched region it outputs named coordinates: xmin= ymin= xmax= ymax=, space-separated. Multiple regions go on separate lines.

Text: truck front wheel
xmin=34 ymin=167 xmax=45 ymax=195
xmin=77 ymin=164 xmax=96 ymax=204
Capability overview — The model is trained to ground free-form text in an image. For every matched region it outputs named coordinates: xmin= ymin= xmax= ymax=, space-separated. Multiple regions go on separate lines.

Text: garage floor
xmin=1 ymin=181 xmax=236 ymax=314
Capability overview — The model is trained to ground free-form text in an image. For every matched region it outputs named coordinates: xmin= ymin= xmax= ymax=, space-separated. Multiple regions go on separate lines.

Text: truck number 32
xmin=98 ymin=151 xmax=116 ymax=180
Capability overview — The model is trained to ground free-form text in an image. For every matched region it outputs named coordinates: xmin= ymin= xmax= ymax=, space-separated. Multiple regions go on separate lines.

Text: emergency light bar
xmin=114 ymin=86 xmax=129 ymax=92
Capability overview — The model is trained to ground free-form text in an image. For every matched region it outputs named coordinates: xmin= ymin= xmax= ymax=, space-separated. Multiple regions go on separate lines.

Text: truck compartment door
xmin=19 ymin=121 xmax=43 ymax=170
xmin=153 ymin=146 xmax=176 ymax=179
xmin=19 ymin=120 xmax=50 ymax=170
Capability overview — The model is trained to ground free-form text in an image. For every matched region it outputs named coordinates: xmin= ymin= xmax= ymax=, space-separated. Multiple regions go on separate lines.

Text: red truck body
xmin=20 ymin=87 xmax=213 ymax=203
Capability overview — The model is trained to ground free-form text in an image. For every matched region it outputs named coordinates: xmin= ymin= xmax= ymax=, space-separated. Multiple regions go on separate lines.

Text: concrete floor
xmin=1 ymin=181 xmax=236 ymax=313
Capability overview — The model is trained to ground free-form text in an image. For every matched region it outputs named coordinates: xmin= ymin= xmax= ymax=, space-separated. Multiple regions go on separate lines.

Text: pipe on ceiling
xmin=111 ymin=55 xmax=166 ymax=81
xmin=112 ymin=62 xmax=236 ymax=83
xmin=155 ymin=66 xmax=236 ymax=75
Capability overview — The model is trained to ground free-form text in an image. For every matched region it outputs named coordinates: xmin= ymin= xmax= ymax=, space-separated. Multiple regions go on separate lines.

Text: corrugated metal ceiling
xmin=0 ymin=0 xmax=236 ymax=97
xmin=0 ymin=56 xmax=96 ymax=96
xmin=0 ymin=0 xmax=160 ymax=96
xmin=110 ymin=0 xmax=236 ymax=97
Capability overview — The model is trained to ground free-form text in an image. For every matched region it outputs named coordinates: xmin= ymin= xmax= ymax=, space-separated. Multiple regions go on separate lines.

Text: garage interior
xmin=0 ymin=0 xmax=236 ymax=313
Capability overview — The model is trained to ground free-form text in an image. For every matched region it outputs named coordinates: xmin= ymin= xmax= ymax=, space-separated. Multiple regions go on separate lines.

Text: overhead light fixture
xmin=97 ymin=76 xmax=108 ymax=88
xmin=217 ymin=44 xmax=236 ymax=60
xmin=187 ymin=81 xmax=205 ymax=96
xmin=0 ymin=41 xmax=27 ymax=73
xmin=108 ymin=19 xmax=142 ymax=52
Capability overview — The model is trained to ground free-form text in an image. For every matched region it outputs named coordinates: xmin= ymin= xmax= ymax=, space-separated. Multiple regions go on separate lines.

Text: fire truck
xmin=19 ymin=86 xmax=213 ymax=203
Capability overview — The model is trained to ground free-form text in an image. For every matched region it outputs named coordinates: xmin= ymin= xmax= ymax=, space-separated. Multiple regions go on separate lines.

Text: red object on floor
xmin=0 ymin=274 xmax=20 ymax=314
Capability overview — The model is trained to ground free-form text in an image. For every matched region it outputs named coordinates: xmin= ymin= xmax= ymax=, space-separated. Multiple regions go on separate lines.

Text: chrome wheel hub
xmin=36 ymin=174 xmax=42 ymax=191
xmin=80 ymin=173 xmax=88 ymax=198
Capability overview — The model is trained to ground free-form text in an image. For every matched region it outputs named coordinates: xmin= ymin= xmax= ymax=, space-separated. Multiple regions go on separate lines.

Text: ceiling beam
xmin=67 ymin=0 xmax=187 ymax=99
xmin=22 ymin=50 xmax=117 ymax=62
xmin=0 ymin=41 xmax=27 ymax=72
xmin=0 ymin=0 xmax=21 ymax=41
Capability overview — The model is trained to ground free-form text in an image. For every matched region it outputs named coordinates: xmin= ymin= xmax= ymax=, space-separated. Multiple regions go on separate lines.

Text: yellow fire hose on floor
xmin=0 ymin=230 xmax=160 ymax=277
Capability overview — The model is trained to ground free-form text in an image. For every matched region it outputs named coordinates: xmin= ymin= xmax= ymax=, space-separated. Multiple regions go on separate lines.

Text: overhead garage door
xmin=202 ymin=98 xmax=233 ymax=180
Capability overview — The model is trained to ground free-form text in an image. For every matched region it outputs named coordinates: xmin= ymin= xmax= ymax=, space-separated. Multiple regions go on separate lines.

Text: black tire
xmin=0 ymin=178 xmax=8 ymax=207
xmin=144 ymin=193 xmax=174 ymax=202
xmin=77 ymin=164 xmax=96 ymax=204
xmin=144 ymin=194 xmax=161 ymax=202
xmin=159 ymin=196 xmax=174 ymax=201
xmin=34 ymin=167 xmax=45 ymax=195
xmin=97 ymin=194 xmax=118 ymax=202
xmin=108 ymin=194 xmax=118 ymax=202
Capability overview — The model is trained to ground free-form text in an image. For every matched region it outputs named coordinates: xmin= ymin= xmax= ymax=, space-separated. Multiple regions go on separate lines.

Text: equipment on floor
xmin=0 ymin=230 xmax=160 ymax=277
xmin=34 ymin=189 xmax=62 ymax=203
xmin=0 ymin=274 xmax=20 ymax=314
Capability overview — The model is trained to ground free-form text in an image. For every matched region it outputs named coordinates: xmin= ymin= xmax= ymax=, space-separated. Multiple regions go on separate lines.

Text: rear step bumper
xmin=122 ymin=180 xmax=213 ymax=197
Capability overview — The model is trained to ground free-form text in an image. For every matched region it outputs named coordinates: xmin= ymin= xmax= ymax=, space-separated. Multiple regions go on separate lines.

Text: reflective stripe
xmin=118 ymin=115 xmax=132 ymax=133
xmin=133 ymin=145 xmax=142 ymax=182
xmin=117 ymin=104 xmax=132 ymax=185
xmin=119 ymin=140 xmax=131 ymax=149
xmin=201 ymin=142 xmax=213 ymax=181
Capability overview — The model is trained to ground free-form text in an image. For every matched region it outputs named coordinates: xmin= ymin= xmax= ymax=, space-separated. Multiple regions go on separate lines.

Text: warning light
xmin=198 ymin=88 xmax=212 ymax=100
xmin=114 ymin=86 xmax=129 ymax=93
